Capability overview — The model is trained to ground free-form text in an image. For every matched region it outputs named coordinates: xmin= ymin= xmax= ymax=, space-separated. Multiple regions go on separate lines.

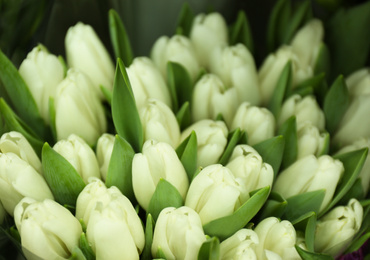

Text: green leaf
xmin=314 ymin=43 xmax=330 ymax=76
xmin=218 ymin=128 xmax=246 ymax=166
xmin=318 ymin=132 xmax=330 ymax=156
xmin=203 ymin=186 xmax=270 ymax=240
xmin=176 ymin=101 xmax=192 ymax=131
xmin=41 ymin=143 xmax=85 ymax=206
xmin=268 ymin=60 xmax=292 ymax=118
xmin=278 ymin=116 xmax=297 ymax=170
xmin=292 ymin=211 xmax=317 ymax=252
xmin=69 ymin=247 xmax=87 ymax=260
xmin=105 ymin=135 xmax=136 ymax=203
xmin=323 ymin=75 xmax=350 ymax=134
xmin=108 ymin=9 xmax=134 ymax=66
xmin=48 ymin=97 xmax=56 ymax=142
xmin=147 ymin=179 xmax=184 ymax=221
xmin=176 ymin=131 xmax=197 ymax=181
xmin=295 ymin=245 xmax=334 ymax=260
xmin=141 ymin=214 xmax=154 ymax=260
xmin=283 ymin=190 xmax=325 ymax=221
xmin=320 ymin=148 xmax=368 ymax=217
xmin=345 ymin=232 xmax=370 ymax=254
xmin=295 ymin=73 xmax=326 ymax=93
xmin=337 ymin=178 xmax=364 ymax=205
xmin=198 ymin=237 xmax=220 ymax=260
xmin=253 ymin=136 xmax=285 ymax=179
xmin=267 ymin=0 xmax=290 ymax=52
xmin=79 ymin=233 xmax=95 ymax=260
xmin=256 ymin=191 xmax=287 ymax=221
xmin=112 ymin=58 xmax=143 ymax=153
xmin=175 ymin=3 xmax=194 ymax=37
xmin=0 ymin=48 xmax=46 ymax=139
xmin=100 ymin=85 xmax=112 ymax=105
xmin=229 ymin=10 xmax=254 ymax=53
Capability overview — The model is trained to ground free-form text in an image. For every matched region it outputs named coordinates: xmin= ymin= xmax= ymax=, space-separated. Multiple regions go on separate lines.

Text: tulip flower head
xmin=220 ymin=228 xmax=259 ymax=260
xmin=96 ymin=133 xmax=115 ymax=181
xmin=296 ymin=122 xmax=327 ymax=159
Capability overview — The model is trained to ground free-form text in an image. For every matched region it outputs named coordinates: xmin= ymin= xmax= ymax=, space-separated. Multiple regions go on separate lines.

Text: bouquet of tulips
xmin=0 ymin=0 xmax=369 ymax=259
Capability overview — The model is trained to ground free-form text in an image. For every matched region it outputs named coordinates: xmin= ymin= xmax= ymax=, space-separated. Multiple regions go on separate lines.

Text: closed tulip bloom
xmin=231 ymin=102 xmax=276 ymax=145
xmin=53 ymin=134 xmax=100 ymax=183
xmin=190 ymin=12 xmax=228 ymax=68
xmin=181 ymin=119 xmax=228 ymax=167
xmin=54 ymin=69 xmax=107 ymax=145
xmin=127 ymin=57 xmax=172 ymax=110
xmin=254 ymin=217 xmax=300 ymax=260
xmin=226 ymin=145 xmax=273 ymax=202
xmin=19 ymin=45 xmax=64 ymax=124
xmin=209 ymin=44 xmax=260 ymax=105
xmin=192 ymin=74 xmax=239 ymax=127
xmin=0 ymin=153 xmax=53 ymax=216
xmin=345 ymin=68 xmax=370 ymax=97
xmin=314 ymin=199 xmax=363 ymax=257
xmin=278 ymin=94 xmax=325 ymax=131
xmin=96 ymin=134 xmax=115 ymax=181
xmin=14 ymin=198 xmax=82 ymax=260
xmin=151 ymin=35 xmax=200 ymax=82
xmin=185 ymin=164 xmax=243 ymax=225
xmin=273 ymin=155 xmax=344 ymax=212
xmin=297 ymin=122 xmax=327 ymax=159
xmin=0 ymin=131 xmax=42 ymax=174
xmin=151 ymin=206 xmax=206 ymax=260
xmin=220 ymin=228 xmax=259 ymax=260
xmin=65 ymin=22 xmax=115 ymax=96
xmin=132 ymin=140 xmax=189 ymax=210
xmin=139 ymin=99 xmax=180 ymax=148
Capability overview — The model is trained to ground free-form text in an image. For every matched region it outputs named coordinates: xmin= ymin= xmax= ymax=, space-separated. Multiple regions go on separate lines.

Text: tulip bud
xmin=18 ymin=45 xmax=64 ymax=124
xmin=96 ymin=133 xmax=115 ymax=181
xmin=185 ymin=164 xmax=243 ymax=225
xmin=190 ymin=12 xmax=228 ymax=68
xmin=336 ymin=138 xmax=370 ymax=195
xmin=278 ymin=94 xmax=325 ymax=131
xmin=65 ymin=22 xmax=115 ymax=96
xmin=151 ymin=35 xmax=200 ymax=82
xmin=226 ymin=145 xmax=273 ymax=202
xmin=14 ymin=198 xmax=82 ymax=260
xmin=192 ymin=74 xmax=239 ymax=127
xmin=139 ymin=99 xmax=180 ymax=148
xmin=258 ymin=46 xmax=312 ymax=106
xmin=0 ymin=153 xmax=53 ymax=216
xmin=0 ymin=131 xmax=42 ymax=174
xmin=53 ymin=134 xmax=100 ymax=183
xmin=82 ymin=182 xmax=145 ymax=260
xmin=345 ymin=68 xmax=370 ymax=97
xmin=180 ymin=119 xmax=228 ymax=167
xmin=254 ymin=217 xmax=300 ymax=260
xmin=273 ymin=155 xmax=344 ymax=212
xmin=231 ymin=102 xmax=276 ymax=145
xmin=314 ymin=199 xmax=363 ymax=257
xmin=209 ymin=44 xmax=260 ymax=105
xmin=297 ymin=122 xmax=327 ymax=159
xmin=132 ymin=140 xmax=189 ymax=210
xmin=151 ymin=206 xmax=206 ymax=260
xmin=220 ymin=228 xmax=259 ymax=260
xmin=127 ymin=57 xmax=172 ymax=110
xmin=290 ymin=19 xmax=324 ymax=69
xmin=54 ymin=69 xmax=107 ymax=145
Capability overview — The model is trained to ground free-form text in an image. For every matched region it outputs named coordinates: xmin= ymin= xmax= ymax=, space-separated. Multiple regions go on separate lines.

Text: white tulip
xmin=14 ymin=198 xmax=82 ymax=260
xmin=65 ymin=22 xmax=115 ymax=96
xmin=132 ymin=140 xmax=189 ymax=210
xmin=54 ymin=69 xmax=107 ymax=145
xmin=139 ymin=99 xmax=180 ymax=148
xmin=314 ymin=199 xmax=363 ymax=257
xmin=0 ymin=153 xmax=53 ymax=216
xmin=226 ymin=145 xmax=273 ymax=202
xmin=209 ymin=44 xmax=260 ymax=105
xmin=190 ymin=12 xmax=228 ymax=68
xmin=192 ymin=74 xmax=239 ymax=127
xmin=220 ymin=228 xmax=259 ymax=260
xmin=180 ymin=119 xmax=228 ymax=167
xmin=297 ymin=122 xmax=327 ymax=159
xmin=151 ymin=206 xmax=206 ymax=260
xmin=231 ymin=102 xmax=276 ymax=145
xmin=151 ymin=35 xmax=200 ymax=82
xmin=278 ymin=94 xmax=325 ymax=131
xmin=127 ymin=57 xmax=172 ymax=110
xmin=185 ymin=164 xmax=243 ymax=225
xmin=273 ymin=155 xmax=344 ymax=212
xmin=96 ymin=133 xmax=115 ymax=181
xmin=19 ymin=45 xmax=64 ymax=124
xmin=0 ymin=131 xmax=42 ymax=174
xmin=53 ymin=134 xmax=100 ymax=183
xmin=345 ymin=68 xmax=370 ymax=97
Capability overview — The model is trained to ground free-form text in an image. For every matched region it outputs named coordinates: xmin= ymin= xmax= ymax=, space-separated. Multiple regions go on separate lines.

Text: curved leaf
xmin=278 ymin=116 xmax=297 ymax=170
xmin=176 ymin=131 xmax=197 ymax=181
xmin=256 ymin=191 xmax=287 ymax=221
xmin=176 ymin=101 xmax=191 ymax=131
xmin=218 ymin=128 xmax=247 ymax=166
xmin=229 ymin=10 xmax=254 ymax=53
xmin=79 ymin=233 xmax=95 ymax=260
xmin=142 ymin=214 xmax=154 ymax=260
xmin=292 ymin=211 xmax=317 ymax=252
xmin=198 ymin=237 xmax=220 ymax=260
xmin=295 ymin=245 xmax=334 ymax=260
xmin=175 ymin=2 xmax=194 ymax=37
